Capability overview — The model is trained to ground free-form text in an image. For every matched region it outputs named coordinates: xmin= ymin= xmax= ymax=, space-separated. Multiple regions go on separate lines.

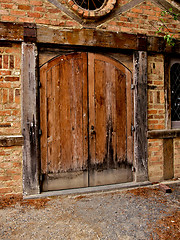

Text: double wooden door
xmin=40 ymin=52 xmax=133 ymax=191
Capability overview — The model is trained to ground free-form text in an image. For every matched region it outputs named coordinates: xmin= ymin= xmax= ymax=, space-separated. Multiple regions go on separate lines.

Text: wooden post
xmin=133 ymin=51 xmax=148 ymax=181
xmin=22 ymin=42 xmax=40 ymax=195
xmin=163 ymin=138 xmax=174 ymax=180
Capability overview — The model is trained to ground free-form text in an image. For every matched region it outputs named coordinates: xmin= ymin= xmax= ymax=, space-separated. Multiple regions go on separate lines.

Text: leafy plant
xmin=156 ymin=8 xmax=179 ymax=46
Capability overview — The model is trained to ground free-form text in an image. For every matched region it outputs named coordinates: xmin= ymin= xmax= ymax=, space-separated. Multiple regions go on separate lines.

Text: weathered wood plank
xmin=89 ymin=53 xmax=133 ymax=186
xmin=147 ymin=129 xmax=180 ymax=139
xmin=0 ymin=135 xmax=23 ymax=147
xmin=40 ymin=53 xmax=89 ymax=191
xmin=0 ymin=22 xmax=179 ymax=53
xmin=37 ymin=27 xmax=138 ymax=50
xmin=133 ymin=51 xmax=148 ymax=182
xmin=163 ymin=139 xmax=174 ymax=180
xmin=22 ymin=42 xmax=40 ymax=195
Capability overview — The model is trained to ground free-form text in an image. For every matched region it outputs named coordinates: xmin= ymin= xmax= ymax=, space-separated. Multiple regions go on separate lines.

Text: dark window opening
xmin=171 ymin=63 xmax=180 ymax=127
xmin=74 ymin=0 xmax=105 ymax=10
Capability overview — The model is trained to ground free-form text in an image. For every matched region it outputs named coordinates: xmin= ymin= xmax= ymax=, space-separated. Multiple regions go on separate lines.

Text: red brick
xmin=5 ymin=77 xmax=19 ymax=81
xmin=1 ymin=15 xmax=17 ymax=22
xmin=1 ymin=3 xmax=14 ymax=9
xmin=35 ymin=19 xmax=50 ymax=24
xmin=0 ymin=176 xmax=10 ymax=181
xmin=0 ymin=110 xmax=11 ymax=116
xmin=12 ymin=175 xmax=21 ymax=181
xmin=0 ymin=9 xmax=9 ymax=15
xmin=0 ymin=82 xmax=11 ymax=88
xmin=10 ymin=10 xmax=26 ymax=16
xmin=5 ymin=48 xmax=20 ymax=54
xmin=2 ymin=89 xmax=8 ymax=104
xmin=0 ymin=188 xmax=12 ymax=193
xmin=131 ymin=8 xmax=143 ymax=14
xmin=30 ymin=0 xmax=43 ymax=6
xmin=15 ymin=0 xmax=29 ymax=3
xmin=3 ymin=55 xmax=8 ymax=69
xmin=18 ymin=5 xmax=31 ymax=10
xmin=10 ymin=55 xmax=14 ymax=69
xmin=9 ymin=89 xmax=14 ymax=103
xmin=15 ymin=89 xmax=20 ymax=103
xmin=48 ymin=8 xmax=61 ymax=13
xmin=18 ymin=17 xmax=35 ymax=23
xmin=4 ymin=103 xmax=20 ymax=109
xmin=34 ymin=6 xmax=46 ymax=12
xmin=11 ymin=109 xmax=20 ymax=115
xmin=0 ymin=70 xmax=11 ymax=75
xmin=28 ymin=12 xmax=42 ymax=18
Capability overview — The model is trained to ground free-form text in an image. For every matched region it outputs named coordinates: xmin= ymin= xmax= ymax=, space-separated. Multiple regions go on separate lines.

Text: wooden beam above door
xmin=0 ymin=22 xmax=180 ymax=54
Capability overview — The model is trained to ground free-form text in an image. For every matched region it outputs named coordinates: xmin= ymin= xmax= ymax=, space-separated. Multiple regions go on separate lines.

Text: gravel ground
xmin=0 ymin=183 xmax=179 ymax=240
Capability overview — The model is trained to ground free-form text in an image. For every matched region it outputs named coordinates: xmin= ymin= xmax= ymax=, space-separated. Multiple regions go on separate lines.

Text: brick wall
xmin=148 ymin=54 xmax=165 ymax=130
xmin=0 ymin=146 xmax=22 ymax=196
xmin=0 ymin=0 xmax=81 ymax=28
xmin=0 ymin=43 xmax=21 ymax=135
xmin=147 ymin=54 xmax=164 ymax=182
xmin=99 ymin=1 xmax=180 ymax=39
xmin=0 ymin=1 xmax=179 ymax=39
xmin=147 ymin=54 xmax=180 ymax=182
xmin=0 ymin=0 xmax=179 ymax=196
xmin=148 ymin=139 xmax=164 ymax=182
xmin=0 ymin=43 xmax=22 ymax=197
xmin=174 ymin=138 xmax=180 ymax=178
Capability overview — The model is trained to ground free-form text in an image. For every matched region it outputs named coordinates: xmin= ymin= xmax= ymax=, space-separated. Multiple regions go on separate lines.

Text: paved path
xmin=0 ymin=182 xmax=179 ymax=239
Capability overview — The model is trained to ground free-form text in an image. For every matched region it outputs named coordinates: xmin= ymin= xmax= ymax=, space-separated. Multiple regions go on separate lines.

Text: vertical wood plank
xmin=133 ymin=51 xmax=148 ymax=181
xmin=115 ymin=69 xmax=126 ymax=163
xmin=126 ymin=69 xmax=133 ymax=164
xmin=22 ymin=42 xmax=40 ymax=195
xmin=88 ymin=53 xmax=96 ymax=166
xmin=89 ymin=53 xmax=133 ymax=186
xmin=40 ymin=63 xmax=48 ymax=174
xmin=163 ymin=138 xmax=174 ymax=180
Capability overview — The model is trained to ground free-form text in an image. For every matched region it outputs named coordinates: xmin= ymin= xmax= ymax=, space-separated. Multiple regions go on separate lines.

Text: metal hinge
xmin=131 ymin=125 xmax=135 ymax=133
xmin=39 ymin=129 xmax=42 ymax=136
xmin=39 ymin=81 xmax=41 ymax=88
xmin=131 ymin=84 xmax=135 ymax=90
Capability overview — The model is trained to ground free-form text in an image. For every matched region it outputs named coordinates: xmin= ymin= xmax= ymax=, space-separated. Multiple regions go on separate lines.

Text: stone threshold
xmin=24 ymin=181 xmax=152 ymax=199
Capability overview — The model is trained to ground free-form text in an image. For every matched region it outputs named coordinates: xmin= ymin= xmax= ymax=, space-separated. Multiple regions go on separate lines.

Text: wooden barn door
xmin=40 ymin=52 xmax=133 ymax=191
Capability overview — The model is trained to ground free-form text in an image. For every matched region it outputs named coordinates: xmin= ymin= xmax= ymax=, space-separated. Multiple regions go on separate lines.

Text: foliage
xmin=156 ymin=8 xmax=180 ymax=46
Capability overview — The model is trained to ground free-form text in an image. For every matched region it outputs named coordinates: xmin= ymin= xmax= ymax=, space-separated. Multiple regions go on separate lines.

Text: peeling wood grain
xmin=133 ymin=51 xmax=148 ymax=182
xmin=22 ymin=43 xmax=40 ymax=195
xmin=37 ymin=27 xmax=137 ymax=50
xmin=163 ymin=139 xmax=174 ymax=180
xmin=0 ymin=22 xmax=179 ymax=54
xmin=147 ymin=129 xmax=180 ymax=139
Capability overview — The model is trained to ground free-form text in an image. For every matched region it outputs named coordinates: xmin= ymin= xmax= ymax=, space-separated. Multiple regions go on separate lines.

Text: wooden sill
xmin=0 ymin=135 xmax=24 ymax=147
xmin=147 ymin=129 xmax=180 ymax=139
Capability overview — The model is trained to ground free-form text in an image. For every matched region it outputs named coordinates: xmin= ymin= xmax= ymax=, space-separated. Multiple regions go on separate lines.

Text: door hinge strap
xmin=131 ymin=84 xmax=135 ymax=90
xmin=131 ymin=125 xmax=135 ymax=132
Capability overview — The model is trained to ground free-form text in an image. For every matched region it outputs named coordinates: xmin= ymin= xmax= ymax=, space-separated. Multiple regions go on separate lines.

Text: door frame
xmin=22 ymin=43 xmax=148 ymax=196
